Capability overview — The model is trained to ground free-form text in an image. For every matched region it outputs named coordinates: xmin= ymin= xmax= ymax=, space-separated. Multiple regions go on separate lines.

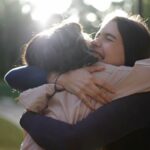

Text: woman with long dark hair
xmin=5 ymin=15 xmax=150 ymax=150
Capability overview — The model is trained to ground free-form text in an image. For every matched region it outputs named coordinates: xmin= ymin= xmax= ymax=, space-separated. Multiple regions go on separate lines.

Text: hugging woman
xmin=5 ymin=15 xmax=150 ymax=150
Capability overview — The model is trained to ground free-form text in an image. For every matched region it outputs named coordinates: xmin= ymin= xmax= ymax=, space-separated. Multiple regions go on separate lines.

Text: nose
xmin=91 ymin=38 xmax=102 ymax=48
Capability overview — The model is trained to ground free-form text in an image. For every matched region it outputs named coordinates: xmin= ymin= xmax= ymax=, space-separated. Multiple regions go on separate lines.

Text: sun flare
xmin=21 ymin=0 xmax=72 ymax=26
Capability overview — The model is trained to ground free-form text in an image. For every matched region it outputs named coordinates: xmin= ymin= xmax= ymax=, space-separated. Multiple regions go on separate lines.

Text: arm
xmin=20 ymin=92 xmax=150 ymax=150
xmin=4 ymin=66 xmax=115 ymax=108
xmin=19 ymin=84 xmax=55 ymax=112
xmin=4 ymin=66 xmax=47 ymax=91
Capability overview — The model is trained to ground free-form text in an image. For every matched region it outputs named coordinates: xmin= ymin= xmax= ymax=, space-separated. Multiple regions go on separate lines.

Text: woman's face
xmin=91 ymin=20 xmax=125 ymax=66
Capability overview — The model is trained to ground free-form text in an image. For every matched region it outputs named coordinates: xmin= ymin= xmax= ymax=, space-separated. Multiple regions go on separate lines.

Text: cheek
xmin=104 ymin=44 xmax=116 ymax=58
xmin=103 ymin=48 xmax=124 ymax=65
xmin=103 ymin=42 xmax=125 ymax=65
xmin=103 ymin=49 xmax=115 ymax=63
xmin=116 ymin=45 xmax=125 ymax=61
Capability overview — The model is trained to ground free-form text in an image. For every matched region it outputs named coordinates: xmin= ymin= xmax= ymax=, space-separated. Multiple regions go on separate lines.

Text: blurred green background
xmin=0 ymin=0 xmax=150 ymax=149
xmin=0 ymin=117 xmax=23 ymax=150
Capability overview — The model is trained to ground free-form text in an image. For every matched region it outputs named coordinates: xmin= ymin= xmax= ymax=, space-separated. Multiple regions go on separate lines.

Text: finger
xmin=78 ymin=94 xmax=95 ymax=111
xmin=85 ymin=65 xmax=105 ymax=73
xmin=82 ymin=83 xmax=110 ymax=104
xmin=94 ymin=78 xmax=115 ymax=93
xmin=85 ymin=84 xmax=105 ymax=102
xmin=97 ymin=89 xmax=113 ymax=103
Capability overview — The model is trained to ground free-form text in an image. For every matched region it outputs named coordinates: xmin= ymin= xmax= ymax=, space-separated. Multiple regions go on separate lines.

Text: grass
xmin=0 ymin=79 xmax=23 ymax=149
xmin=0 ymin=117 xmax=23 ymax=150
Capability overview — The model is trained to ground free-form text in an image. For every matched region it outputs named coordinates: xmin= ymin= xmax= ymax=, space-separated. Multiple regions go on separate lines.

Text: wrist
xmin=47 ymin=73 xmax=64 ymax=91
xmin=47 ymin=73 xmax=57 ymax=83
xmin=54 ymin=74 xmax=64 ymax=92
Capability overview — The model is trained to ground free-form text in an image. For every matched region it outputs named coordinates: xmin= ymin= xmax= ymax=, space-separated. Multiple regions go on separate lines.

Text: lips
xmin=89 ymin=41 xmax=105 ymax=60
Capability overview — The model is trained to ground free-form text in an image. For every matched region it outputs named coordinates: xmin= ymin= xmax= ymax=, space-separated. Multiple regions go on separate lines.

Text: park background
xmin=0 ymin=0 xmax=150 ymax=149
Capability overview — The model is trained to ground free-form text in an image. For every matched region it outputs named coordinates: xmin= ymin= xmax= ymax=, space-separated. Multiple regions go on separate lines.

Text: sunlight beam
xmin=83 ymin=0 xmax=111 ymax=12
xmin=20 ymin=0 xmax=72 ymax=26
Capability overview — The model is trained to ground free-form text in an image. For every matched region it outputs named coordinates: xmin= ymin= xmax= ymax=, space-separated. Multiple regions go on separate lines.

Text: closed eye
xmin=95 ymin=32 xmax=116 ymax=42
xmin=105 ymin=33 xmax=116 ymax=41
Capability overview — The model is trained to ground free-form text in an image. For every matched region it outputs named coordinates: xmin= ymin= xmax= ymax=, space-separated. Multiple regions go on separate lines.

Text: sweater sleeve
xmin=20 ymin=92 xmax=150 ymax=150
xmin=19 ymin=84 xmax=55 ymax=112
xmin=4 ymin=66 xmax=47 ymax=91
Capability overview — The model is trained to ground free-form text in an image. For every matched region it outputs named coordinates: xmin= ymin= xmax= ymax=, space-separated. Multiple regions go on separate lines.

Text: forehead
xmin=98 ymin=21 xmax=121 ymax=38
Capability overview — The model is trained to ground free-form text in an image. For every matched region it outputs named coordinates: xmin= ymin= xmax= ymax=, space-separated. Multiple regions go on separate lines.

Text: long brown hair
xmin=100 ymin=15 xmax=150 ymax=66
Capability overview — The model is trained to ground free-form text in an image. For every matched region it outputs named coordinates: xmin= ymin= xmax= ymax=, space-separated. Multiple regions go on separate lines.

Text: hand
xmin=56 ymin=66 xmax=115 ymax=110
xmin=47 ymin=73 xmax=64 ymax=91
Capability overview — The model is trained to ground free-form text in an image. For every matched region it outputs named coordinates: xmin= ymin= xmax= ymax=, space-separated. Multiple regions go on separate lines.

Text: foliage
xmin=0 ymin=0 xmax=35 ymax=78
xmin=0 ymin=117 xmax=23 ymax=150
xmin=143 ymin=0 xmax=150 ymax=26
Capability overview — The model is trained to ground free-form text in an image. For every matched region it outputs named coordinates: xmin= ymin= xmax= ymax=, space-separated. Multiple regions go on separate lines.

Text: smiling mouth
xmin=88 ymin=43 xmax=105 ymax=60
xmin=93 ymin=50 xmax=105 ymax=60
